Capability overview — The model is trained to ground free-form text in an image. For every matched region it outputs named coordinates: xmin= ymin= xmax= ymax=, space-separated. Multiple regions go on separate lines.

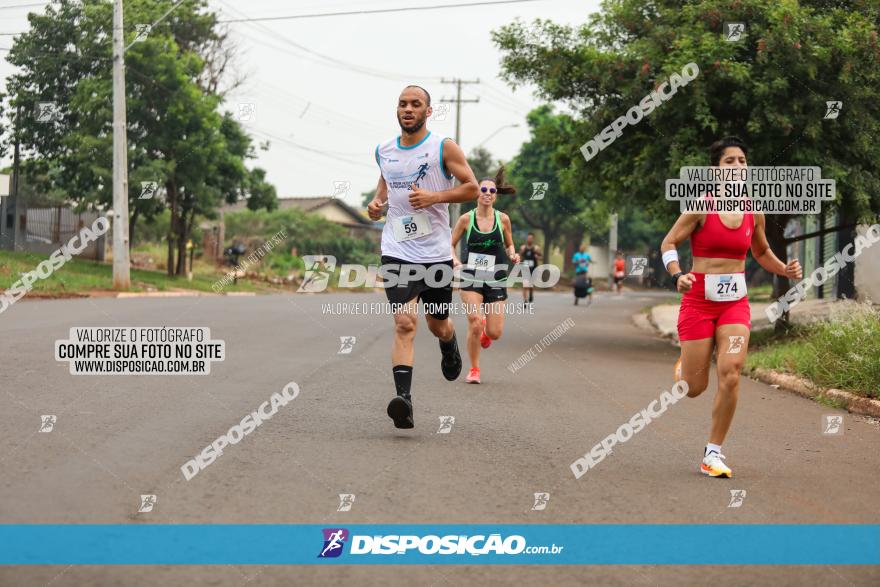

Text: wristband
xmin=672 ymin=272 xmax=684 ymax=288
xmin=661 ymin=249 xmax=679 ymax=270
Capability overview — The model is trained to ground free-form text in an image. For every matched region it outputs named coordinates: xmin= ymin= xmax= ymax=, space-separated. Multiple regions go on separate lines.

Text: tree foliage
xmin=495 ymin=0 xmax=880 ymax=293
xmin=1 ymin=0 xmax=276 ymax=275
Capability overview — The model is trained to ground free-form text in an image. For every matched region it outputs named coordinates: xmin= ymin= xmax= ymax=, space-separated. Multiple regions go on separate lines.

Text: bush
xmin=224 ymin=208 xmax=379 ymax=273
xmin=747 ymin=302 xmax=880 ymax=398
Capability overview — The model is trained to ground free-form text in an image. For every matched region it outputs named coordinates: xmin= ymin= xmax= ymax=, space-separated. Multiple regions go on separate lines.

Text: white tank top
xmin=376 ymin=131 xmax=455 ymax=263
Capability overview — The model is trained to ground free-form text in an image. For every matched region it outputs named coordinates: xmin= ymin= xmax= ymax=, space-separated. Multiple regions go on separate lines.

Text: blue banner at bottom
xmin=0 ymin=525 xmax=878 ymax=565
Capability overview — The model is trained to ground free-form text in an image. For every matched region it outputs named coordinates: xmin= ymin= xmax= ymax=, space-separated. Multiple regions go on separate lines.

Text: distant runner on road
xmin=520 ymin=233 xmax=541 ymax=306
xmin=367 ymin=85 xmax=480 ymax=429
xmin=613 ymin=252 xmax=626 ymax=295
xmin=572 ymin=245 xmax=592 ymax=305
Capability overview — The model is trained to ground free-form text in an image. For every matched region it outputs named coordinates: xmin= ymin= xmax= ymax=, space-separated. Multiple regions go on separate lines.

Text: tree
xmin=495 ymin=1 xmax=880 ymax=303
xmin=361 ymin=188 xmax=376 ymax=208
xmin=467 ymin=146 xmax=497 ymax=182
xmin=504 ymin=105 xmax=602 ymax=270
xmin=1 ymin=0 xmax=276 ymax=275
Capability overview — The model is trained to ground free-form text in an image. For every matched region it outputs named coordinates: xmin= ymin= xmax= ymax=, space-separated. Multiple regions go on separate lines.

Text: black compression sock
xmin=529 ymin=291 xmax=534 ymax=302
xmin=439 ymin=332 xmax=456 ymax=351
xmin=392 ymin=365 xmax=413 ymax=398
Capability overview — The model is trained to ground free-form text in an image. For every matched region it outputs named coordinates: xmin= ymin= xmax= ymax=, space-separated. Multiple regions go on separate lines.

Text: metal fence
xmin=23 ymin=206 xmax=106 ymax=260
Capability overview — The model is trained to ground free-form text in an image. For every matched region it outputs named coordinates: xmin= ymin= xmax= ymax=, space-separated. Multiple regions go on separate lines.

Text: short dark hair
xmin=709 ymin=136 xmax=748 ymax=165
xmin=527 ymin=232 xmax=535 ymax=236
xmin=402 ymin=85 xmax=431 ymax=106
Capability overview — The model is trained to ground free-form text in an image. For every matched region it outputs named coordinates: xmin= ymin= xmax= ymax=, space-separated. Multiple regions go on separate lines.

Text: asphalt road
xmin=1 ymin=290 xmax=878 ymax=586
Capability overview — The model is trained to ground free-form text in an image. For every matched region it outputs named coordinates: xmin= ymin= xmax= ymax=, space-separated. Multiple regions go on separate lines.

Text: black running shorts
xmin=461 ymin=281 xmax=508 ymax=303
xmin=381 ymin=255 xmax=453 ymax=319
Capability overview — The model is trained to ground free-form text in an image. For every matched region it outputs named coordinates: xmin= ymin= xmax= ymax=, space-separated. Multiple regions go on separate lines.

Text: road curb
xmin=630 ymin=311 xmax=654 ymax=333
xmin=115 ymin=291 xmax=214 ymax=298
xmin=115 ymin=291 xmax=257 ymax=298
xmin=747 ymin=367 xmax=880 ymax=418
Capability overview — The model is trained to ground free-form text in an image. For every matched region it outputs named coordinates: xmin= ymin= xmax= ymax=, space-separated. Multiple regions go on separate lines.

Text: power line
xmin=0 ymin=2 xmax=45 ymax=10
xmin=246 ymin=79 xmax=391 ymax=137
xmin=128 ymin=64 xmax=377 ymax=170
xmin=219 ymin=1 xmax=442 ymax=83
xmin=216 ymin=0 xmax=541 ymax=24
xmin=249 ymin=127 xmax=375 ymax=170
xmin=483 ymin=80 xmax=533 ymax=112
xmin=124 ymin=0 xmax=186 ymax=50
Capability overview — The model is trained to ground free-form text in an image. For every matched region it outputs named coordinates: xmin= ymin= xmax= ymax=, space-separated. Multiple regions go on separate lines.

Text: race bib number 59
xmin=705 ymin=273 xmax=747 ymax=302
xmin=392 ymin=212 xmax=432 ymax=242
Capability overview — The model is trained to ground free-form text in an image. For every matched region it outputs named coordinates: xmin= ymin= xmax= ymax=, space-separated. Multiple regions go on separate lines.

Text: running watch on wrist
xmin=672 ymin=272 xmax=684 ymax=288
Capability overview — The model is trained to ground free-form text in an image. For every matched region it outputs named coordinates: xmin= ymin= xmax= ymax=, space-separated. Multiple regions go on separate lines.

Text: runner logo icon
xmin=39 ymin=415 xmax=57 ymax=433
xmin=824 ymin=101 xmax=842 ymax=120
xmin=531 ymin=182 xmax=548 ymax=200
xmin=629 ymin=257 xmax=647 ymax=276
xmin=724 ymin=22 xmax=746 ymax=42
xmin=337 ymin=494 xmax=355 ymax=512
xmin=728 ymin=490 xmax=747 ymax=508
xmin=338 ymin=336 xmax=356 ymax=355
xmin=298 ymin=255 xmax=337 ymax=293
xmin=319 ymin=528 xmax=349 ymax=558
xmin=138 ymin=494 xmax=157 ymax=513
xmin=823 ymin=415 xmax=843 ymax=435
xmin=531 ymin=492 xmax=550 ymax=511
xmin=437 ymin=416 xmax=455 ymax=434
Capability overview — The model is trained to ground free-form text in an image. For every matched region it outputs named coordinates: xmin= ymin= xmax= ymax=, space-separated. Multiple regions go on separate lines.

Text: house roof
xmin=224 ymin=196 xmax=376 ymax=228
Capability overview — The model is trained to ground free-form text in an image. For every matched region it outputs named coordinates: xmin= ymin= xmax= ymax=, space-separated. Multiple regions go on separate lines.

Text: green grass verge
xmin=746 ymin=303 xmax=880 ymax=399
xmin=0 ymin=249 xmax=269 ymax=295
xmin=746 ymin=283 xmax=773 ymax=302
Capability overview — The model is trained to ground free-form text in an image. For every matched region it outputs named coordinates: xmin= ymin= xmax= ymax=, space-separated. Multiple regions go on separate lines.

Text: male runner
xmin=572 ymin=245 xmax=592 ymax=305
xmin=367 ymin=85 xmax=480 ymax=429
xmin=520 ymin=233 xmax=542 ymax=306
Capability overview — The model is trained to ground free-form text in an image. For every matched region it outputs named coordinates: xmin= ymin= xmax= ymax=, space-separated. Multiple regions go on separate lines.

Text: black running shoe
xmin=439 ymin=333 xmax=462 ymax=381
xmin=387 ymin=395 xmax=414 ymax=429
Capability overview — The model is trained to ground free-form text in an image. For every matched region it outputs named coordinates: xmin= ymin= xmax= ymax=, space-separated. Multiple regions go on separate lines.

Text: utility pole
xmin=440 ymin=78 xmax=479 ymax=230
xmin=2 ymin=105 xmax=23 ymax=250
xmin=608 ymin=212 xmax=618 ymax=287
xmin=112 ymin=0 xmax=131 ymax=289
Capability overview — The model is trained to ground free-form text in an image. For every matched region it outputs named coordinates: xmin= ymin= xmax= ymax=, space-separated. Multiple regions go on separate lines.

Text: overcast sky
xmin=1 ymin=0 xmax=601 ymax=207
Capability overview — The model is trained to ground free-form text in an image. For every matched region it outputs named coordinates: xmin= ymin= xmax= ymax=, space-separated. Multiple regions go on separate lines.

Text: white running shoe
xmin=701 ymin=451 xmax=732 ymax=478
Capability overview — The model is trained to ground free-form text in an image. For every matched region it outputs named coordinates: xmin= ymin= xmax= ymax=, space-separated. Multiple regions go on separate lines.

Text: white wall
xmin=855 ymin=223 xmax=880 ymax=303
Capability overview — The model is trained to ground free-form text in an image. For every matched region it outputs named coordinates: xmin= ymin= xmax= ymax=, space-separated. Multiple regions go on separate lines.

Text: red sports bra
xmin=690 ymin=212 xmax=754 ymax=260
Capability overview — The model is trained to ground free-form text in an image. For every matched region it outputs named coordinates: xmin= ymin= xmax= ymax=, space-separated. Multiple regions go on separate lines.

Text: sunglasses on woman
xmin=480 ymin=187 xmax=497 ymax=194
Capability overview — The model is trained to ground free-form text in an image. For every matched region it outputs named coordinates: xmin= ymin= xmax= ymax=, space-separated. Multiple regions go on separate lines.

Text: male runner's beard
xmin=398 ymin=113 xmax=426 ymax=134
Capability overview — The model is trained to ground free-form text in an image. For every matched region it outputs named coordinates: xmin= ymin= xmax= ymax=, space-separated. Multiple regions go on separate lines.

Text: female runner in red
xmin=660 ymin=137 xmax=802 ymax=478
